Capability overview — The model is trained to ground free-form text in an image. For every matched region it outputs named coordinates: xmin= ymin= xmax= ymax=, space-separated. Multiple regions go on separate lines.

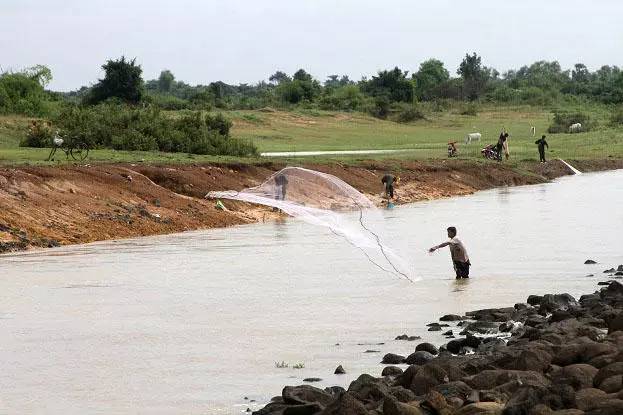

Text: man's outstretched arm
xmin=429 ymin=241 xmax=450 ymax=252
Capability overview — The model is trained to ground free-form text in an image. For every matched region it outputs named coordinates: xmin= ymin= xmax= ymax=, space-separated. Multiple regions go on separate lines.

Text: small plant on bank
xmin=292 ymin=363 xmax=305 ymax=369
xmin=460 ymin=103 xmax=479 ymax=116
xmin=395 ymin=106 xmax=425 ymax=123
xmin=274 ymin=361 xmax=289 ymax=368
xmin=610 ymin=107 xmax=623 ymax=126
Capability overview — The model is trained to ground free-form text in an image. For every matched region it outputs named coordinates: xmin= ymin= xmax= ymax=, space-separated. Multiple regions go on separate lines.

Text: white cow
xmin=465 ymin=132 xmax=481 ymax=144
xmin=569 ymin=123 xmax=582 ymax=133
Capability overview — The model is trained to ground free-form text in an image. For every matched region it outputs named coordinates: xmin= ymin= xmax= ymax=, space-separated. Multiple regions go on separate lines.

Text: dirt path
xmin=1 ymin=159 xmax=621 ymax=253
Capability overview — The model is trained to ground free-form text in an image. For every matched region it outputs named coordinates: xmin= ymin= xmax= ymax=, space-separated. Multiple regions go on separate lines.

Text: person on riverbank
xmin=497 ymin=131 xmax=510 ymax=160
xmin=429 ymin=226 xmax=471 ymax=279
xmin=535 ymin=135 xmax=549 ymax=163
xmin=272 ymin=173 xmax=288 ymax=211
xmin=381 ymin=174 xmax=399 ymax=201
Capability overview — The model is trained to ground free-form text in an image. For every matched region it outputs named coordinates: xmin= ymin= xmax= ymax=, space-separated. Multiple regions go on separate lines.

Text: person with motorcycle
xmin=447 ymin=141 xmax=458 ymax=157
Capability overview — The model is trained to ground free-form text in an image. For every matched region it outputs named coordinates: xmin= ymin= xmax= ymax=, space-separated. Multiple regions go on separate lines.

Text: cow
xmin=569 ymin=123 xmax=582 ymax=133
xmin=465 ymin=132 xmax=482 ymax=144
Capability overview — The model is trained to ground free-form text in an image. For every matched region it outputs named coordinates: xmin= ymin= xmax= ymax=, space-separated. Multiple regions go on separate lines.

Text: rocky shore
xmin=255 ymin=265 xmax=623 ymax=415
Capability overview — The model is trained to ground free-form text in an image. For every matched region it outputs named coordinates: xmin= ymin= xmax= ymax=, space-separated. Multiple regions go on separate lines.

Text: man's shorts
xmin=454 ymin=260 xmax=470 ymax=279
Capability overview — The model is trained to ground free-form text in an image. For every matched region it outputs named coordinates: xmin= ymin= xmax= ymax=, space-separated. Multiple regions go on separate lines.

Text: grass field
xmin=1 ymin=105 xmax=622 ymax=166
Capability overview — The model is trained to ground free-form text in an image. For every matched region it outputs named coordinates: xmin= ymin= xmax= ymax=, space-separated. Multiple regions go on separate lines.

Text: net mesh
xmin=206 ymin=167 xmax=415 ymax=282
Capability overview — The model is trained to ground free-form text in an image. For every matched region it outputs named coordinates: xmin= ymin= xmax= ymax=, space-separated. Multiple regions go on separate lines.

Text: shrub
xmin=20 ymin=103 xmax=257 ymax=156
xmin=20 ymin=120 xmax=55 ymax=147
xmin=547 ymin=111 xmax=592 ymax=133
xmin=395 ymin=106 xmax=425 ymax=123
xmin=460 ymin=103 xmax=479 ymax=116
xmin=369 ymin=95 xmax=391 ymax=119
xmin=610 ymin=107 xmax=623 ymax=126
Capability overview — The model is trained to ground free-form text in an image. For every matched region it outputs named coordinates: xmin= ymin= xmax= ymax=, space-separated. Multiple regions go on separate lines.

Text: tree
xmin=85 ymin=56 xmax=144 ymax=105
xmin=158 ymin=70 xmax=175 ymax=93
xmin=24 ymin=65 xmax=53 ymax=87
xmin=363 ymin=67 xmax=414 ymax=103
xmin=293 ymin=69 xmax=313 ymax=82
xmin=413 ymin=59 xmax=449 ymax=100
xmin=269 ymin=71 xmax=291 ymax=85
xmin=457 ymin=53 xmax=490 ymax=101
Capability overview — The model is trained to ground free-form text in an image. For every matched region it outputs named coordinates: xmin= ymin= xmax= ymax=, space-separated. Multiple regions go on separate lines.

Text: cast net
xmin=206 ymin=167 xmax=415 ymax=282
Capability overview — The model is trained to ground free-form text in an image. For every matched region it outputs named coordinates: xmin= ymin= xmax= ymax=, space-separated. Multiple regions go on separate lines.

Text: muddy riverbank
xmin=256 ymin=270 xmax=623 ymax=415
xmin=0 ymin=158 xmax=621 ymax=253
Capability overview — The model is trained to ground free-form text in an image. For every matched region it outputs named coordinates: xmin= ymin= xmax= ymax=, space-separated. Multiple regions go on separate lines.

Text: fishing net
xmin=206 ymin=167 xmax=415 ymax=282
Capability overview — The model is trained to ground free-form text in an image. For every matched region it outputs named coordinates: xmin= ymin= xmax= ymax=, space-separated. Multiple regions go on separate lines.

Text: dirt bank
xmin=0 ymin=159 xmax=621 ymax=253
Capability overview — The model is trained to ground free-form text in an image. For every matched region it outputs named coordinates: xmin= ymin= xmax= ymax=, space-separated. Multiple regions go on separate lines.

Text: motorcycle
xmin=447 ymin=142 xmax=458 ymax=158
xmin=481 ymin=144 xmax=502 ymax=161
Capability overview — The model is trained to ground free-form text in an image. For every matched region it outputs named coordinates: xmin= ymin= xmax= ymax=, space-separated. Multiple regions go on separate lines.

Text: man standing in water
xmin=535 ymin=135 xmax=549 ymax=163
xmin=429 ymin=226 xmax=471 ymax=279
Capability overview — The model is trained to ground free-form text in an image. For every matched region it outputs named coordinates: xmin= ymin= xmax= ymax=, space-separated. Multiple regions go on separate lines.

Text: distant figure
xmin=447 ymin=141 xmax=458 ymax=158
xmin=46 ymin=130 xmax=64 ymax=161
xmin=497 ymin=132 xmax=510 ymax=160
xmin=274 ymin=173 xmax=288 ymax=201
xmin=429 ymin=226 xmax=471 ymax=279
xmin=530 ymin=126 xmax=536 ymax=137
xmin=381 ymin=174 xmax=399 ymax=200
xmin=535 ymin=135 xmax=549 ymax=163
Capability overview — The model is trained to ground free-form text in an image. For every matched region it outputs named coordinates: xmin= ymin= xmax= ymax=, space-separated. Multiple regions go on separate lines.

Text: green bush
xmin=0 ymin=72 xmax=49 ymax=116
xmin=394 ymin=106 xmax=426 ymax=123
xmin=547 ymin=111 xmax=592 ymax=133
xmin=20 ymin=103 xmax=257 ymax=156
xmin=610 ymin=107 xmax=623 ymax=126
xmin=460 ymin=103 xmax=479 ymax=116
xmin=20 ymin=120 xmax=55 ymax=147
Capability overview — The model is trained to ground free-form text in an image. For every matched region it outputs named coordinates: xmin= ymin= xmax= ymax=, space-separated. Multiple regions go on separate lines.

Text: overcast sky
xmin=2 ymin=0 xmax=622 ymax=91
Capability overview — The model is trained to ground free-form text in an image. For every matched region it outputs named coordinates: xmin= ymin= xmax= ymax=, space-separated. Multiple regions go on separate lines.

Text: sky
xmin=2 ymin=0 xmax=622 ymax=91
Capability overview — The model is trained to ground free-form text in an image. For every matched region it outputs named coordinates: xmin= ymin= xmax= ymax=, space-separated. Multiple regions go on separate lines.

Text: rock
xmin=599 ymin=281 xmax=613 ymax=286
xmin=576 ymin=388 xmax=615 ymax=411
xmin=405 ymin=351 xmax=435 ymax=365
xmin=601 ymin=281 xmax=623 ymax=300
xmin=389 ymin=386 xmax=416 ymax=403
xmin=282 ymin=385 xmax=334 ymax=406
xmin=585 ymin=259 xmax=597 ymax=264
xmin=382 ymin=397 xmax=424 ymax=415
xmin=604 ymin=268 xmax=616 ymax=273
xmin=325 ymin=386 xmax=346 ymax=396
xmin=415 ymin=342 xmax=439 ymax=355
xmin=462 ymin=321 xmax=500 ymax=335
xmin=253 ymin=402 xmax=289 ymax=415
xmin=479 ymin=390 xmax=508 ymax=404
xmin=618 ymin=265 xmax=623 ymax=272
xmin=334 ymin=365 xmax=346 ymax=375
xmin=283 ymin=403 xmax=323 ymax=415
xmin=595 ymin=362 xmax=623 ymax=387
xmin=320 ymin=392 xmax=369 ymax=415
xmin=347 ymin=374 xmax=390 ymax=402
xmin=303 ymin=378 xmax=322 ymax=383
xmin=382 ymin=353 xmax=406 ymax=364
xmin=552 ymin=364 xmax=598 ymax=390
xmin=453 ymin=402 xmax=504 ymax=414
xmin=440 ymin=314 xmax=464 ymax=321
xmin=502 ymin=385 xmax=550 ymax=415
xmin=443 ymin=330 xmax=454 ymax=336
xmin=364 ymin=350 xmax=380 ymax=353
xmin=616 ymin=272 xmax=623 ymax=276
xmin=428 ymin=326 xmax=442 ymax=332
xmin=598 ymin=375 xmax=623 ymax=393
xmin=539 ymin=293 xmax=579 ymax=313
xmin=381 ymin=366 xmax=404 ymax=377
xmin=434 ymin=380 xmax=472 ymax=400
xmin=421 ymin=390 xmax=449 ymax=414
xmin=528 ymin=295 xmax=544 ymax=306
xmin=465 ymin=370 xmax=550 ymax=390
xmin=409 ymin=364 xmax=449 ymax=395
xmin=511 ymin=349 xmax=553 ymax=372
xmin=395 ymin=334 xmax=421 ymax=341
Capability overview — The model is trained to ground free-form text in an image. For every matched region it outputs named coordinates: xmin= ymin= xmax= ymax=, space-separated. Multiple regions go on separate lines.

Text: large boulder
xmin=382 ymin=353 xmax=406 ymax=364
xmin=415 ymin=342 xmax=439 ymax=355
xmin=598 ymin=375 xmax=623 ymax=393
xmin=409 ymin=364 xmax=449 ymax=395
xmin=434 ymin=380 xmax=473 ymax=400
xmin=283 ymin=404 xmax=324 ymax=415
xmin=382 ymin=397 xmax=424 ymax=415
xmin=462 ymin=321 xmax=500 ymax=335
xmin=319 ymin=392 xmax=369 ymax=415
xmin=539 ymin=294 xmax=579 ymax=313
xmin=440 ymin=314 xmax=464 ymax=322
xmin=552 ymin=364 xmax=599 ymax=390
xmin=509 ymin=349 xmax=553 ymax=372
xmin=582 ymin=399 xmax=623 ymax=415
xmin=405 ymin=351 xmax=435 ymax=366
xmin=283 ymin=385 xmax=334 ymax=407
xmin=347 ymin=374 xmax=390 ymax=402
xmin=502 ymin=385 xmax=549 ymax=415
xmin=576 ymin=388 xmax=608 ymax=411
xmin=607 ymin=312 xmax=623 ymax=334
xmin=382 ymin=366 xmax=404 ymax=377
xmin=595 ymin=362 xmax=623 ymax=388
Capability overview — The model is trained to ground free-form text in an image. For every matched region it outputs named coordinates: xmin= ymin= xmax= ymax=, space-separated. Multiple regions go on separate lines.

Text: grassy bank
xmin=1 ymin=104 xmax=622 ymax=166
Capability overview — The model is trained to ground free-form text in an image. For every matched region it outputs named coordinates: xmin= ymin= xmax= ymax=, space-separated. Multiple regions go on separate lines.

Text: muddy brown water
xmin=1 ymin=169 xmax=622 ymax=414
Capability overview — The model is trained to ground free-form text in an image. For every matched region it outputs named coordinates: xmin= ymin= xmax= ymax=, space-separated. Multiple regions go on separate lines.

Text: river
xmin=1 ymin=169 xmax=622 ymax=414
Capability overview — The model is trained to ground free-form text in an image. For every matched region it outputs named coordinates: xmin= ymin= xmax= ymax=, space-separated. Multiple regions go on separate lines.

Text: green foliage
xmin=394 ymin=105 xmax=426 ymax=123
xmin=85 ymin=56 xmax=144 ymax=105
xmin=20 ymin=103 xmax=256 ymax=156
xmin=610 ymin=107 xmax=623 ymax=126
xmin=369 ymin=95 xmax=391 ymax=119
xmin=319 ymin=85 xmax=364 ymax=111
xmin=363 ymin=67 xmax=414 ymax=103
xmin=460 ymin=103 xmax=479 ymax=116
xmin=20 ymin=120 xmax=55 ymax=147
xmin=548 ymin=111 xmax=592 ymax=133
xmin=458 ymin=53 xmax=490 ymax=101
xmin=157 ymin=70 xmax=175 ymax=93
xmin=413 ymin=59 xmax=450 ymax=101
xmin=0 ymin=66 xmax=53 ymax=116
